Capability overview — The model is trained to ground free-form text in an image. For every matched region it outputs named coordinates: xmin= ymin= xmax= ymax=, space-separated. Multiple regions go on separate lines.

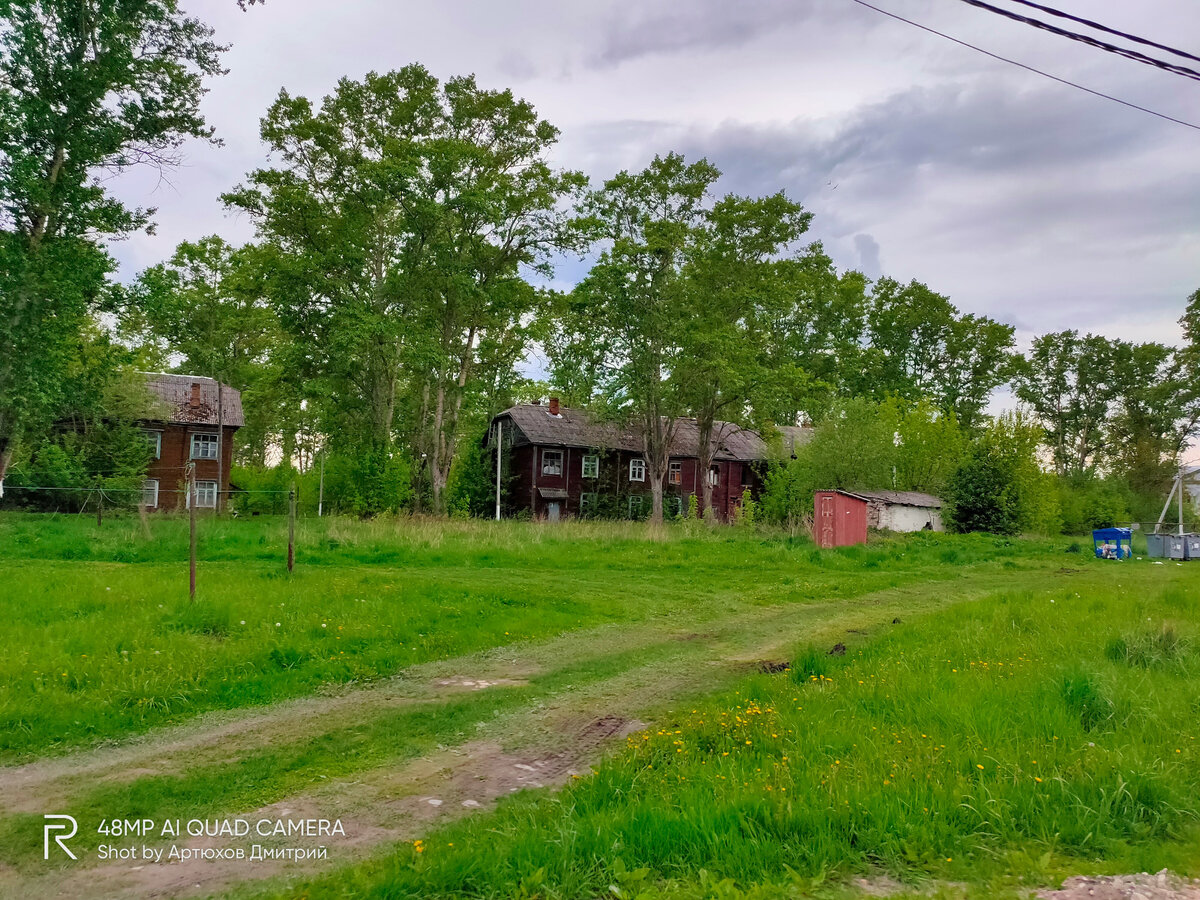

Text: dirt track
xmin=0 ymin=573 xmax=1058 ymax=899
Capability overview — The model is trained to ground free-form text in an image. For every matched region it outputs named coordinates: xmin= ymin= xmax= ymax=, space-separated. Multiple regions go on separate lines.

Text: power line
xmin=953 ymin=0 xmax=1200 ymax=83
xmin=992 ymin=0 xmax=1200 ymax=67
xmin=846 ymin=0 xmax=1200 ymax=132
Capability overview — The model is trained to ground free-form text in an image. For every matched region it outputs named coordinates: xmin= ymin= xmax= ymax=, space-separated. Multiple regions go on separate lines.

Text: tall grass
xmin=268 ymin=582 xmax=1200 ymax=899
xmin=0 ymin=512 xmax=1067 ymax=762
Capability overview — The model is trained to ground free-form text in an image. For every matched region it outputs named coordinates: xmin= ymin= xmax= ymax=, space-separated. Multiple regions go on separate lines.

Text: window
xmin=191 ymin=432 xmax=219 ymax=460
xmin=708 ymin=465 xmax=720 ymax=487
xmin=666 ymin=496 xmax=683 ymax=518
xmin=628 ymin=495 xmax=644 ymax=518
xmin=668 ymin=461 xmax=682 ymax=485
xmin=581 ymin=454 xmax=599 ymax=479
xmin=142 ymin=479 xmax=159 ymax=509
xmin=580 ymin=492 xmax=598 ymax=516
xmin=629 ymin=458 xmax=646 ymax=482
xmin=142 ymin=430 xmax=161 ymax=460
xmin=189 ymin=480 xmax=217 ymax=508
xmin=542 ymin=449 xmax=563 ymax=476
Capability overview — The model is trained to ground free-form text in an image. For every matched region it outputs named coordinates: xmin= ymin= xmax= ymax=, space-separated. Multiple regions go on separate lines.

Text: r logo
xmin=43 ymin=815 xmax=77 ymax=860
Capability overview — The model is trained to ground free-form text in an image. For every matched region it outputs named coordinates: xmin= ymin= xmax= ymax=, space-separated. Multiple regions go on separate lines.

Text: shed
xmin=854 ymin=490 xmax=944 ymax=533
xmin=814 ymin=490 xmax=869 ymax=548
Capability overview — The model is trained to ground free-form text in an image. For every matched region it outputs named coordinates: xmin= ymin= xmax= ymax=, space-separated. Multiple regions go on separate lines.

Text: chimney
xmin=190 ymin=382 xmax=202 ymax=408
xmin=549 ymin=397 xmax=560 ymax=416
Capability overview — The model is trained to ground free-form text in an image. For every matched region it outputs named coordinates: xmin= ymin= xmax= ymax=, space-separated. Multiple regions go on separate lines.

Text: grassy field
xmin=255 ymin=572 xmax=1200 ymax=899
xmin=3 ymin=511 xmax=1198 ymax=899
xmin=0 ymin=511 xmax=1058 ymax=762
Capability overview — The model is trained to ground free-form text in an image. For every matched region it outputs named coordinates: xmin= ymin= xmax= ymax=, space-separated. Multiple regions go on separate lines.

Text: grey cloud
xmin=853 ymin=234 xmax=882 ymax=279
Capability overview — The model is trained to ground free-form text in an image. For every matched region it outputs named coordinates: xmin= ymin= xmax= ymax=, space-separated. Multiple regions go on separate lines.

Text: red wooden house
xmin=485 ymin=399 xmax=811 ymax=522
xmin=141 ymin=374 xmax=243 ymax=512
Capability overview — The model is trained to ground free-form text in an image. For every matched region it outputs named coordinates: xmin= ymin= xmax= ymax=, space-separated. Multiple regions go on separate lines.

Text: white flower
xmin=275 ymin=622 xmax=281 ymax=627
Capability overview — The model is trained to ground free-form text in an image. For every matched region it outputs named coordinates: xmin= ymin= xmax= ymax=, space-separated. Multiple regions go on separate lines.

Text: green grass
xmin=0 ymin=512 xmax=1066 ymax=763
xmin=256 ymin=576 xmax=1200 ymax=899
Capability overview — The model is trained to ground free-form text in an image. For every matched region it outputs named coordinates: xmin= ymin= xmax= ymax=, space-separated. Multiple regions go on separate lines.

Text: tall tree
xmin=124 ymin=236 xmax=291 ymax=464
xmin=857 ymin=279 xmax=1015 ymax=430
xmin=224 ymin=66 xmax=585 ymax=512
xmin=552 ymin=153 xmax=719 ymax=523
xmin=0 ymin=0 xmax=224 ymax=494
xmin=678 ymin=192 xmax=813 ymax=517
xmin=1013 ymin=330 xmax=1115 ymax=476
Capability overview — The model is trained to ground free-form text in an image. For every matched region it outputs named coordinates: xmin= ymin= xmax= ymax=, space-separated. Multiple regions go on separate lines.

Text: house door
xmin=819 ymin=495 xmax=835 ymax=548
xmin=547 ymin=501 xmax=561 ymax=522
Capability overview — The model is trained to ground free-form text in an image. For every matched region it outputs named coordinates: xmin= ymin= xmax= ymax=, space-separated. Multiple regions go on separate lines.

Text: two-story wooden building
xmin=485 ymin=399 xmax=811 ymax=522
xmin=141 ymin=374 xmax=243 ymax=512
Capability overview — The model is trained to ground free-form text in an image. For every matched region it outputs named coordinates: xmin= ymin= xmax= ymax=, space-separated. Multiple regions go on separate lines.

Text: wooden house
xmin=485 ymin=399 xmax=811 ymax=522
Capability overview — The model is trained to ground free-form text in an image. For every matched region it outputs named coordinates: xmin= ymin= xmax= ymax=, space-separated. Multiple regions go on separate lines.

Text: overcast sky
xmin=111 ymin=0 xmax=1200 ymax=356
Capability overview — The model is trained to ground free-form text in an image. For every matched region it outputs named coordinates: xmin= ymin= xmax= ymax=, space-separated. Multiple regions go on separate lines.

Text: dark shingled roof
xmin=853 ymin=489 xmax=943 ymax=509
xmin=143 ymin=374 xmax=245 ymax=428
xmin=491 ymin=404 xmax=812 ymax=462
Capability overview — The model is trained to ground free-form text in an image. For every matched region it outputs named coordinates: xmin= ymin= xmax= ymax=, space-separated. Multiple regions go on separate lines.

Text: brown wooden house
xmin=141 ymin=374 xmax=243 ymax=512
xmin=485 ymin=398 xmax=812 ymax=522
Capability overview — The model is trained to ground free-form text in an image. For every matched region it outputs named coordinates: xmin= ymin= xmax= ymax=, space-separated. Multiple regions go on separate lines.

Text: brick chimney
xmin=189 ymin=382 xmax=202 ymax=408
xmin=549 ymin=397 xmax=560 ymax=416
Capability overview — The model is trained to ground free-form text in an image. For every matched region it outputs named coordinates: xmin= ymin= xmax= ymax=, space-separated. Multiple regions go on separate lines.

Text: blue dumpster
xmin=1092 ymin=528 xmax=1132 ymax=560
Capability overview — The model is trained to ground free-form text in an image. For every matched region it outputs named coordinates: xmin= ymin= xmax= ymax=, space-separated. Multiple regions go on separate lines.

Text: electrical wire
xmin=953 ymin=0 xmax=1200 ymax=82
xmin=846 ymin=0 xmax=1200 ymax=131
xmin=997 ymin=0 xmax=1200 ymax=66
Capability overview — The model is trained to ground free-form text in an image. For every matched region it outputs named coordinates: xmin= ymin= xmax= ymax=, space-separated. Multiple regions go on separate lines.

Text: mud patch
xmin=1039 ymin=871 xmax=1200 ymax=900
xmin=755 ymin=660 xmax=791 ymax=674
xmin=434 ymin=677 xmax=527 ymax=691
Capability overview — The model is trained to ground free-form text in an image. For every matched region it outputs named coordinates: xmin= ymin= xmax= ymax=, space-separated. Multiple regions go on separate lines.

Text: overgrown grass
xmin=261 ymin=580 xmax=1200 ymax=899
xmin=0 ymin=512 xmax=1068 ymax=762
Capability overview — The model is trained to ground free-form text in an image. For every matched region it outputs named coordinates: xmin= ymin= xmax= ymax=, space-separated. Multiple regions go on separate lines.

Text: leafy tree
xmin=677 ymin=191 xmax=814 ymax=517
xmin=2 ymin=326 xmax=158 ymax=510
xmin=884 ymin=396 xmax=964 ymax=494
xmin=551 ymin=153 xmax=719 ymax=523
xmin=125 ymin=236 xmax=290 ymax=464
xmin=945 ymin=412 xmax=1057 ymax=535
xmin=763 ymin=248 xmax=868 ymax=422
xmin=1013 ymin=331 xmax=1115 ymax=476
xmin=0 ymin=0 xmax=224 ymax=494
xmin=225 ymin=66 xmax=586 ymax=513
xmin=858 ymin=279 xmax=1015 ymax=430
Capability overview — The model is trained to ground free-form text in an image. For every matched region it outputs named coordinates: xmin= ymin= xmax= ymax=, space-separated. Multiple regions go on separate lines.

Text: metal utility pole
xmin=1180 ymin=467 xmax=1186 ymax=536
xmin=494 ymin=420 xmax=502 ymax=521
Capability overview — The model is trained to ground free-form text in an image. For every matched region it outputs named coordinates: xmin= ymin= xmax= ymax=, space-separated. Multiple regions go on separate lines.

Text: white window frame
xmin=188 ymin=480 xmax=218 ymax=509
xmin=142 ymin=429 xmax=162 ymax=460
xmin=191 ymin=432 xmax=219 ymax=460
xmin=708 ymin=465 xmax=720 ymax=487
xmin=581 ymin=454 xmax=599 ymax=479
xmin=142 ymin=479 xmax=159 ymax=509
xmin=629 ymin=458 xmax=646 ymax=482
xmin=668 ymin=461 xmax=682 ymax=485
xmin=542 ymin=449 xmax=563 ymax=477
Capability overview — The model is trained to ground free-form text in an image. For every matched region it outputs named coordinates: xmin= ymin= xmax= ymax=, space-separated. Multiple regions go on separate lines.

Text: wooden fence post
xmin=188 ymin=464 xmax=197 ymax=601
xmin=287 ymin=483 xmax=296 ymax=573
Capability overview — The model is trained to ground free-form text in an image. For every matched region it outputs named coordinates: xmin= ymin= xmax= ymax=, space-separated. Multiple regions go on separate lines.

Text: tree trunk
xmin=0 ymin=441 xmax=12 ymax=500
xmin=696 ymin=418 xmax=715 ymax=520
xmin=649 ymin=470 xmax=664 ymax=524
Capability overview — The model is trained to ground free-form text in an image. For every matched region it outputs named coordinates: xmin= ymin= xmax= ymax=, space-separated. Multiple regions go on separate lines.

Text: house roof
xmin=490 ymin=403 xmax=812 ymax=462
xmin=853 ymin=489 xmax=943 ymax=509
xmin=143 ymin=373 xmax=245 ymax=428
